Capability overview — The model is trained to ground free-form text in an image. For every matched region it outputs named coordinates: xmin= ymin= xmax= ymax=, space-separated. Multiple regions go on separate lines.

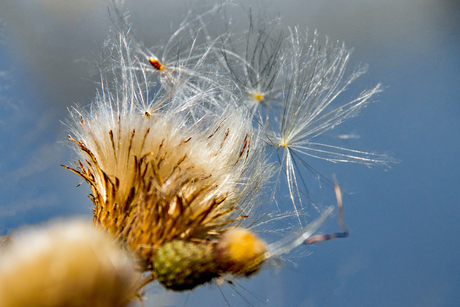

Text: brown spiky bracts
xmin=65 ymin=38 xmax=270 ymax=290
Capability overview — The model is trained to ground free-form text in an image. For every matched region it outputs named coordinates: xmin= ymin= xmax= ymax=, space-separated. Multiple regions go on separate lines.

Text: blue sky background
xmin=0 ymin=1 xmax=459 ymax=306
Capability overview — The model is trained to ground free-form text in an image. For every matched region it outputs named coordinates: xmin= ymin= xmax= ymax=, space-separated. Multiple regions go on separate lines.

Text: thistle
xmin=0 ymin=221 xmax=139 ymax=307
xmin=63 ymin=3 xmax=390 ymax=295
xmin=64 ymin=24 xmax=273 ymax=291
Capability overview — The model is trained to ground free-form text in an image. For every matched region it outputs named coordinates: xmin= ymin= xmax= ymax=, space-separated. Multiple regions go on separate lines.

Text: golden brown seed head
xmin=66 ymin=107 xmax=263 ymax=290
xmin=0 ymin=221 xmax=139 ymax=307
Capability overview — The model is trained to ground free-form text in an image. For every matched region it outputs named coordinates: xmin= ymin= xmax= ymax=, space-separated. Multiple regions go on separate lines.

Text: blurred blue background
xmin=0 ymin=0 xmax=459 ymax=306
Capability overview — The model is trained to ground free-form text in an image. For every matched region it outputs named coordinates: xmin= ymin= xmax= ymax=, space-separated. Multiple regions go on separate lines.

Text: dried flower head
xmin=64 ymin=2 xmax=392 ymax=294
xmin=64 ymin=22 xmax=272 ymax=291
xmin=0 ymin=220 xmax=139 ymax=307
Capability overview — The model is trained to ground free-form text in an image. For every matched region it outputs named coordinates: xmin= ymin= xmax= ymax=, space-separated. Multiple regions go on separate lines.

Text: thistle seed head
xmin=63 ymin=3 xmax=392 ymax=293
xmin=65 ymin=21 xmax=270 ymax=290
xmin=0 ymin=221 xmax=139 ymax=307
